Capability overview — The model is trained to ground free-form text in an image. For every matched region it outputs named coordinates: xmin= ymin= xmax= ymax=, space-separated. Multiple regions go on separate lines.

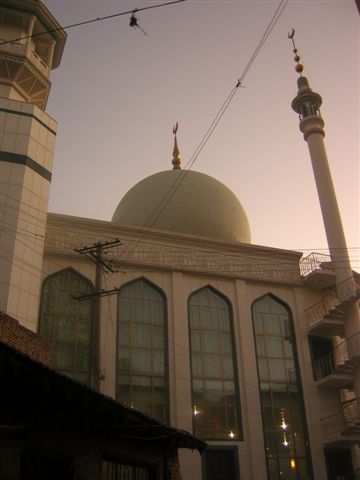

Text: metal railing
xmin=300 ymin=252 xmax=332 ymax=277
xmin=313 ymin=339 xmax=351 ymax=380
xmin=321 ymin=398 xmax=360 ymax=437
xmin=305 ymin=276 xmax=360 ymax=330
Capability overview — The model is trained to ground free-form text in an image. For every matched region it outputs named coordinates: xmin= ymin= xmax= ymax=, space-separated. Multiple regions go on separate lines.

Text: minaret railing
xmin=305 ymin=276 xmax=360 ymax=329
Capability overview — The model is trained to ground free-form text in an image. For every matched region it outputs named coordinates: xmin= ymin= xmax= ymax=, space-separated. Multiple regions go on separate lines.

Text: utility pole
xmin=74 ymin=239 xmax=122 ymax=391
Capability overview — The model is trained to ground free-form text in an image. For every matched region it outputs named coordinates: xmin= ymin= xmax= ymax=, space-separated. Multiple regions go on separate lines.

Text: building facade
xmin=1 ymin=1 xmax=360 ymax=480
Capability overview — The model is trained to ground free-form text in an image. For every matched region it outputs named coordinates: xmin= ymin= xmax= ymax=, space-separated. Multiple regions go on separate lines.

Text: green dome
xmin=112 ymin=170 xmax=251 ymax=244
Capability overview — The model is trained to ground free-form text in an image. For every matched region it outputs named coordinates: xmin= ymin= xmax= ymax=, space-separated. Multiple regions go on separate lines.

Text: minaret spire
xmin=172 ymin=122 xmax=182 ymax=170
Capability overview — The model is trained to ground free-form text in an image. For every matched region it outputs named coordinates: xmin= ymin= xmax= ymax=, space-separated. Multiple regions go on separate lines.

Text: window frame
xmin=116 ymin=277 xmax=169 ymax=424
xmin=251 ymin=293 xmax=314 ymax=480
xmin=188 ymin=285 xmax=243 ymax=441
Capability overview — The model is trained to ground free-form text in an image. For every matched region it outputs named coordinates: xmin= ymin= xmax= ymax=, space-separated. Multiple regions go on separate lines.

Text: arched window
xmin=189 ymin=287 xmax=242 ymax=440
xmin=117 ymin=278 xmax=168 ymax=423
xmin=252 ymin=295 xmax=313 ymax=479
xmin=39 ymin=268 xmax=94 ymax=385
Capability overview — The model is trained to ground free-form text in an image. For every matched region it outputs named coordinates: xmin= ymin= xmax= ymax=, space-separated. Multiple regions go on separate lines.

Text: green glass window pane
xmin=189 ymin=287 xmax=240 ymax=440
xmin=153 ymin=353 xmax=164 ymax=375
xmin=253 ymin=316 xmax=263 ymax=334
xmin=117 ymin=280 xmax=168 ymax=423
xmin=152 ymin=326 xmax=164 ymax=348
xmin=132 ymin=324 xmax=151 ymax=348
xmin=41 ymin=316 xmax=54 ymax=340
xmin=203 ymin=331 xmax=221 ymax=353
xmin=190 ymin=306 xmax=200 ymax=328
xmin=264 ymin=314 xmax=281 ymax=335
xmin=56 ymin=317 xmax=74 ymax=341
xmin=132 ymin=349 xmax=151 ymax=374
xmin=284 ymin=338 xmax=293 ymax=358
xmin=118 ymin=348 xmax=130 ymax=372
xmin=222 ymin=333 xmax=232 ymax=354
xmin=76 ymin=343 xmax=89 ymax=369
xmin=54 ymin=341 xmax=74 ymax=368
xmin=258 ymin=358 xmax=269 ymax=381
xmin=118 ymin=374 xmax=130 ymax=385
xmin=255 ymin=336 xmax=265 ymax=355
xmin=266 ymin=336 xmax=283 ymax=358
xmin=224 ymin=380 xmax=235 ymax=393
xmin=222 ymin=356 xmax=234 ymax=379
xmin=118 ymin=324 xmax=130 ymax=346
xmin=286 ymin=360 xmax=296 ymax=383
xmin=191 ymin=331 xmax=201 ymax=351
xmin=269 ymin=358 xmax=286 ymax=381
xmin=204 ymin=355 xmax=222 ymax=377
xmin=192 ymin=354 xmax=204 ymax=377
xmin=151 ymin=302 xmax=163 ymax=325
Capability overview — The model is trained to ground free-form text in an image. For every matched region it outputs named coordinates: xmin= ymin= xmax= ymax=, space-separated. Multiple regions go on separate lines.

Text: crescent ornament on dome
xmin=288 ymin=28 xmax=295 ymax=39
xmin=173 ymin=122 xmax=178 ymax=135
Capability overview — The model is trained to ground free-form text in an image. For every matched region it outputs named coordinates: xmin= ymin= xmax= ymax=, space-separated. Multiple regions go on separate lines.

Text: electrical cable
xmin=0 ymin=0 xmax=187 ymax=46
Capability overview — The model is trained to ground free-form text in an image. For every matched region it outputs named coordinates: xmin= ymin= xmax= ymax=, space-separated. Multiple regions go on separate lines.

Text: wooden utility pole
xmin=74 ymin=239 xmax=121 ymax=391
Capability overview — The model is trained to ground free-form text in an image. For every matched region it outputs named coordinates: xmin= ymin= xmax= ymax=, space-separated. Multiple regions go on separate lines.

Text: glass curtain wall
xmin=189 ymin=287 xmax=241 ymax=440
xmin=39 ymin=268 xmax=94 ymax=385
xmin=117 ymin=278 xmax=168 ymax=423
xmin=252 ymin=295 xmax=313 ymax=479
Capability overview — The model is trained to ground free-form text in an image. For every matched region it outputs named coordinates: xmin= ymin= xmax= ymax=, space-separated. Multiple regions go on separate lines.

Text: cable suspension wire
xmin=0 ymin=0 xmax=187 ymax=46
xmin=106 ymin=0 xmax=290 ymax=267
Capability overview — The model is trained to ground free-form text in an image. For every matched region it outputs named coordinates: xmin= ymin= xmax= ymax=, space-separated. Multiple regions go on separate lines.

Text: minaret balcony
xmin=321 ymin=398 xmax=360 ymax=446
xmin=313 ymin=339 xmax=355 ymax=388
xmin=305 ymin=276 xmax=360 ymax=336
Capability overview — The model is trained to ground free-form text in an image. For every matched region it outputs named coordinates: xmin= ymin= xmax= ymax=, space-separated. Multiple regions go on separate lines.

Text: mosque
xmin=1 ymin=1 xmax=360 ymax=479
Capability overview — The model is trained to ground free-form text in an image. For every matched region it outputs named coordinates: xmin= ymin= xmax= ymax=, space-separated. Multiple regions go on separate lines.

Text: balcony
xmin=321 ymin=398 xmax=360 ymax=446
xmin=300 ymin=252 xmax=336 ymax=289
xmin=305 ymin=276 xmax=360 ymax=336
xmin=313 ymin=339 xmax=355 ymax=388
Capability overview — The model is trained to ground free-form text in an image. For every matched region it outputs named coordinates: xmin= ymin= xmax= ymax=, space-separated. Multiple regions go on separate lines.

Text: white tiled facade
xmin=0 ymin=97 xmax=56 ymax=328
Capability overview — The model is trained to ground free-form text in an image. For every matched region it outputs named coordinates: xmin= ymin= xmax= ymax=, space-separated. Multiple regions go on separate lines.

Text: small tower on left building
xmin=0 ymin=0 xmax=66 ymax=329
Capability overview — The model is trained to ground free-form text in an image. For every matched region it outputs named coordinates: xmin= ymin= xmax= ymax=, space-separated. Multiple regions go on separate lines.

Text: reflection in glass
xmin=117 ymin=279 xmax=168 ymax=423
xmin=189 ymin=287 xmax=241 ymax=440
xmin=252 ymin=295 xmax=312 ymax=479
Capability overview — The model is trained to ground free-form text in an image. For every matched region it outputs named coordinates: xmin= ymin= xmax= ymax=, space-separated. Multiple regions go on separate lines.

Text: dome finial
xmin=172 ymin=122 xmax=181 ymax=170
xmin=288 ymin=28 xmax=304 ymax=76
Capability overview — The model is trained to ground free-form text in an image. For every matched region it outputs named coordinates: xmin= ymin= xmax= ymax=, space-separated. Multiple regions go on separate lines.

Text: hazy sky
xmin=43 ymin=0 xmax=359 ymax=268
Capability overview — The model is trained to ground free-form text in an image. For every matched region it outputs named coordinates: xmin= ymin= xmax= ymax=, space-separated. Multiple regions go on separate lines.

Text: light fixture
xmin=193 ymin=405 xmax=200 ymax=416
xmin=290 ymin=458 xmax=296 ymax=469
xmin=228 ymin=430 xmax=236 ymax=439
xmin=280 ymin=419 xmax=287 ymax=430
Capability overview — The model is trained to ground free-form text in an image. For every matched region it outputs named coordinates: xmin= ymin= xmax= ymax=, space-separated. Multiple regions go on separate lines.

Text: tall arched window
xmin=252 ymin=294 xmax=313 ymax=479
xmin=117 ymin=278 xmax=168 ymax=423
xmin=39 ymin=268 xmax=94 ymax=385
xmin=189 ymin=286 xmax=242 ymax=440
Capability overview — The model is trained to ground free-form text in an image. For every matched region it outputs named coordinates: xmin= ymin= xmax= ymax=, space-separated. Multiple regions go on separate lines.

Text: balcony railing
xmin=313 ymin=339 xmax=352 ymax=381
xmin=321 ymin=398 xmax=360 ymax=437
xmin=300 ymin=252 xmax=332 ymax=277
xmin=314 ymin=333 xmax=360 ymax=382
xmin=305 ymin=276 xmax=360 ymax=330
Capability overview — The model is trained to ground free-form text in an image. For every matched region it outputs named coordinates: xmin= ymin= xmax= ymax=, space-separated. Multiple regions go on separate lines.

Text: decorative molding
xmin=0 ymin=151 xmax=51 ymax=181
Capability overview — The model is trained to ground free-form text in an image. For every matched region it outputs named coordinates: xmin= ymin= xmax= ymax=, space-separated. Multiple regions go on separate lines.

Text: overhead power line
xmin=0 ymin=0 xmax=186 ymax=46
xmin=112 ymin=0 xmax=289 ymax=267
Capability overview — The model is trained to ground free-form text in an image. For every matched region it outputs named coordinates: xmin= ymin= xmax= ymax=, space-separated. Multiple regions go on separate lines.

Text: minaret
xmin=0 ymin=0 xmax=66 ymax=330
xmin=290 ymin=31 xmax=360 ymax=364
